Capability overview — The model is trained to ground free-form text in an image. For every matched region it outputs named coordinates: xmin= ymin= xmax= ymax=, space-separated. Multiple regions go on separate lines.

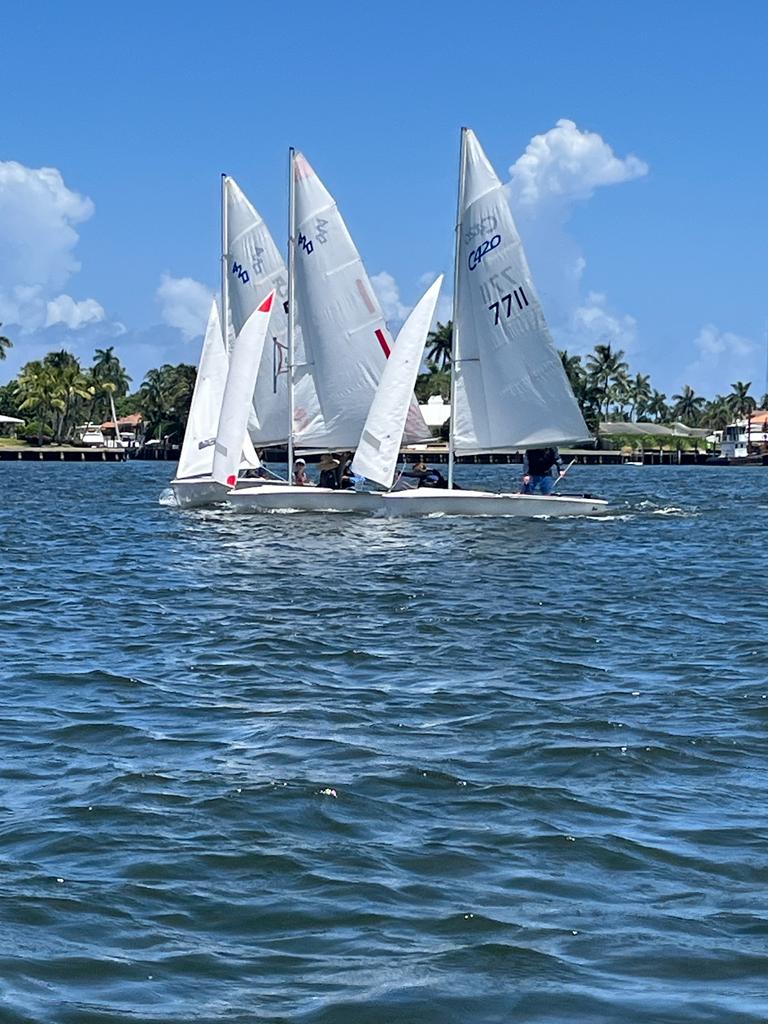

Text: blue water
xmin=0 ymin=462 xmax=766 ymax=1023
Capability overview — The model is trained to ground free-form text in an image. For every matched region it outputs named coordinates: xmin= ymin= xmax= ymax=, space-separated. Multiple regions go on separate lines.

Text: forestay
xmin=352 ymin=276 xmax=444 ymax=488
xmin=291 ymin=152 xmax=429 ymax=450
xmin=225 ymin=177 xmax=323 ymax=445
xmin=176 ymin=300 xmax=229 ymax=480
xmin=453 ymin=130 xmax=589 ymax=453
xmin=212 ymin=291 xmax=275 ymax=487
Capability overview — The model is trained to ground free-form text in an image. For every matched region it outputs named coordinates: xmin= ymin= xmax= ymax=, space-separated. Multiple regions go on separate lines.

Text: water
xmin=0 ymin=462 xmax=766 ymax=1023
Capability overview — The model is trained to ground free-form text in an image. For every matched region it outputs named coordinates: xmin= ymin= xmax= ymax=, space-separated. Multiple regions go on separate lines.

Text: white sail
xmin=291 ymin=152 xmax=429 ymax=450
xmin=453 ymin=130 xmax=589 ymax=453
xmin=176 ymin=300 xmax=228 ymax=480
xmin=212 ymin=291 xmax=275 ymax=487
xmin=352 ymin=275 xmax=444 ymax=488
xmin=225 ymin=177 xmax=323 ymax=445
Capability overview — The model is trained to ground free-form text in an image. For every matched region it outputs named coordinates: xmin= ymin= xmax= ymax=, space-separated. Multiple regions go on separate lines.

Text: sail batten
xmin=453 ymin=130 xmax=590 ymax=454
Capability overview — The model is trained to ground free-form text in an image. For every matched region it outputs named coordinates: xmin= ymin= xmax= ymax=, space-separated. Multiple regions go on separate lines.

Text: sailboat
xmin=229 ymin=149 xmax=430 ymax=513
xmin=171 ymin=295 xmax=274 ymax=508
xmin=375 ymin=128 xmax=608 ymax=517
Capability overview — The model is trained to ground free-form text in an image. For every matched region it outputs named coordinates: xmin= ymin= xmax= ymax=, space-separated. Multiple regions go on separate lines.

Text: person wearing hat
xmin=401 ymin=461 xmax=448 ymax=488
xmin=293 ymin=457 xmax=310 ymax=486
xmin=318 ymin=453 xmax=340 ymax=489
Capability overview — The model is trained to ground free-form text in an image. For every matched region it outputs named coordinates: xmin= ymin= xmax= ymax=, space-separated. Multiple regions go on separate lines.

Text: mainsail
xmin=352 ymin=276 xmax=443 ymax=488
xmin=453 ymin=130 xmax=589 ymax=453
xmin=291 ymin=152 xmax=429 ymax=450
xmin=224 ymin=177 xmax=323 ymax=445
xmin=212 ymin=291 xmax=275 ymax=487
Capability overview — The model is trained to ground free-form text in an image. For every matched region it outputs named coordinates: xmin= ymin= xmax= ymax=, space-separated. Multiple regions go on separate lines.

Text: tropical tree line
xmin=0 ymin=336 xmax=195 ymax=444
xmin=418 ymin=321 xmax=767 ymax=431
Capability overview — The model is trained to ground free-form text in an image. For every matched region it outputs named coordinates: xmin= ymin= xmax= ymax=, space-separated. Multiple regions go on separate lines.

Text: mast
xmin=287 ymin=147 xmax=296 ymax=483
xmin=447 ymin=127 xmax=467 ymax=489
xmin=221 ymin=174 xmax=229 ymax=350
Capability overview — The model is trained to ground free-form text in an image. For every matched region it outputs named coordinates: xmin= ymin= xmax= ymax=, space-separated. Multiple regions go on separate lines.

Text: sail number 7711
xmin=488 ymin=286 xmax=529 ymax=325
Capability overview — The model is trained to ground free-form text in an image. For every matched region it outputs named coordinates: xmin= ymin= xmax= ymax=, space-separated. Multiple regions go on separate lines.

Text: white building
xmin=719 ymin=410 xmax=768 ymax=459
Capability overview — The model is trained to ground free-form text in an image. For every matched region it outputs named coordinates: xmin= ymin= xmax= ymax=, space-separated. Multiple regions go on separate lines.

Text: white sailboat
xmin=378 ymin=128 xmax=608 ymax=517
xmin=229 ymin=149 xmax=430 ymax=513
xmin=171 ymin=296 xmax=272 ymax=508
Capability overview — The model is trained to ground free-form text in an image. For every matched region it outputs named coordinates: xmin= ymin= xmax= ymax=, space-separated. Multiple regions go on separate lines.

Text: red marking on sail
xmin=258 ymin=291 xmax=275 ymax=313
xmin=227 ymin=474 xmax=237 ymax=486
xmin=356 ymin=279 xmax=376 ymax=313
xmin=375 ymin=329 xmax=391 ymax=358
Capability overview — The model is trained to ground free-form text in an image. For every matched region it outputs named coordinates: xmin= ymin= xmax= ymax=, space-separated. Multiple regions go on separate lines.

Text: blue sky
xmin=1 ymin=0 xmax=766 ymax=399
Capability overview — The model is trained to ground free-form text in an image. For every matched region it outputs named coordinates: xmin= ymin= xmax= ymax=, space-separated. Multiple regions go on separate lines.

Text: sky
xmin=1 ymin=0 xmax=766 ymax=400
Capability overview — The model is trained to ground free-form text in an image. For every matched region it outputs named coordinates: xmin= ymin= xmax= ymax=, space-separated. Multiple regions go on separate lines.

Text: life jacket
xmin=527 ymin=448 xmax=557 ymax=475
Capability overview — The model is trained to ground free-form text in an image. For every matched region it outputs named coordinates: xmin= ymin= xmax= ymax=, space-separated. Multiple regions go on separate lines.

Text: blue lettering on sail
xmin=232 ymin=261 xmax=250 ymax=284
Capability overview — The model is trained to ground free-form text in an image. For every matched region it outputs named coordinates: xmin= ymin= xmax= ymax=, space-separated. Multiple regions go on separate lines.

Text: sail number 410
xmin=489 ymin=286 xmax=529 ymax=325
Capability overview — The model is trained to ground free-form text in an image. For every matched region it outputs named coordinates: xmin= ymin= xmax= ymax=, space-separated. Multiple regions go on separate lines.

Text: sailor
xmin=318 ymin=453 xmax=340 ymax=489
xmin=293 ymin=457 xmax=309 ymax=486
xmin=521 ymin=447 xmax=564 ymax=495
xmin=402 ymin=462 xmax=449 ymax=488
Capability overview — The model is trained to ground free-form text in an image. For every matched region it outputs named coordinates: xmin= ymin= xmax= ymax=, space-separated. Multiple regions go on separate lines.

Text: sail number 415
xmin=489 ymin=286 xmax=529 ymax=325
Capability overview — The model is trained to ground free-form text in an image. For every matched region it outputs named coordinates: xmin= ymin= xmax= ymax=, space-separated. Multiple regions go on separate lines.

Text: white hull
xmin=227 ymin=485 xmax=382 ymax=513
xmin=227 ymin=484 xmax=608 ymax=517
xmin=379 ymin=489 xmax=608 ymax=517
xmin=171 ymin=476 xmax=283 ymax=509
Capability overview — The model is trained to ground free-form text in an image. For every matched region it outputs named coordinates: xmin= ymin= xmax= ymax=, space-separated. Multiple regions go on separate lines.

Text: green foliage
xmin=0 ymin=381 xmax=20 ymax=418
xmin=425 ymin=321 xmax=452 ymax=370
xmin=415 ymin=361 xmax=450 ymax=403
xmin=0 ymin=324 xmax=13 ymax=361
xmin=137 ymin=363 xmax=196 ymax=440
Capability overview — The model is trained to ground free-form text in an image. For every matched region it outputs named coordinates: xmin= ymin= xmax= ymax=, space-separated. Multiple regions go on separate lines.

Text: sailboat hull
xmin=171 ymin=476 xmax=284 ymax=509
xmin=228 ymin=485 xmax=381 ymax=513
xmin=379 ymin=489 xmax=608 ymax=517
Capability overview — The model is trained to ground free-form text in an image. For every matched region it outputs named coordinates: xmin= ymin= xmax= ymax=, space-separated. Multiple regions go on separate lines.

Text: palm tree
xmin=15 ymin=361 xmax=58 ymax=444
xmin=727 ymin=380 xmax=756 ymax=419
xmin=702 ymin=395 xmax=731 ymax=430
xmin=585 ymin=343 xmax=629 ymax=420
xmin=627 ymin=373 xmax=652 ymax=420
xmin=671 ymin=385 xmax=706 ymax=426
xmin=425 ymin=321 xmax=452 ymax=370
xmin=0 ymin=324 xmax=12 ymax=361
xmin=647 ymin=390 xmax=669 ymax=423
xmin=559 ymin=350 xmax=585 ymax=394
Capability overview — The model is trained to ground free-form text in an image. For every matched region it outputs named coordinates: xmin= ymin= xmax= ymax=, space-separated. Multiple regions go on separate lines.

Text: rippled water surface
xmin=1 ymin=462 xmax=766 ymax=1023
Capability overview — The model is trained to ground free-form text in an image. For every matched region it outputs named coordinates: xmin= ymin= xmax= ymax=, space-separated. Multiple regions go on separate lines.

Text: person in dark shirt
xmin=521 ymin=447 xmax=563 ymax=494
xmin=318 ymin=453 xmax=340 ymax=489
xmin=401 ymin=462 xmax=449 ymax=488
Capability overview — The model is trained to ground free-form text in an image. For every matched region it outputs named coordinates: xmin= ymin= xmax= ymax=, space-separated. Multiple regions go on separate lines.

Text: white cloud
xmin=0 ymin=160 xmax=108 ymax=337
xmin=684 ymin=324 xmax=760 ymax=395
xmin=371 ymin=270 xmax=410 ymax=324
xmin=45 ymin=295 xmax=105 ymax=329
xmin=155 ymin=274 xmax=213 ymax=339
xmin=508 ymin=118 xmax=648 ymax=209
xmin=568 ymin=291 xmax=638 ymax=354
xmin=499 ymin=120 xmax=647 ymax=354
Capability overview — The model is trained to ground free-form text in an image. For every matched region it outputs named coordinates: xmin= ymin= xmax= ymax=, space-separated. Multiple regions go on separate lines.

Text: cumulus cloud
xmin=0 ymin=160 xmax=106 ymax=335
xmin=684 ymin=324 xmax=760 ymax=395
xmin=567 ymin=291 xmax=638 ymax=354
xmin=156 ymin=274 xmax=213 ymax=339
xmin=371 ymin=271 xmax=411 ymax=324
xmin=508 ymin=118 xmax=648 ymax=209
xmin=500 ymin=120 xmax=647 ymax=352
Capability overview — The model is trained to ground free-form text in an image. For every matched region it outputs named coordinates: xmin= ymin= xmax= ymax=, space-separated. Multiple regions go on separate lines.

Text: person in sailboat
xmin=293 ymin=457 xmax=310 ymax=486
xmin=318 ymin=453 xmax=340 ymax=489
xmin=521 ymin=447 xmax=564 ymax=495
xmin=401 ymin=462 xmax=449 ymax=488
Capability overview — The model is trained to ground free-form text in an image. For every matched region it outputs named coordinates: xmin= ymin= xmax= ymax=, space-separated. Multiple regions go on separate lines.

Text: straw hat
xmin=318 ymin=454 xmax=340 ymax=470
